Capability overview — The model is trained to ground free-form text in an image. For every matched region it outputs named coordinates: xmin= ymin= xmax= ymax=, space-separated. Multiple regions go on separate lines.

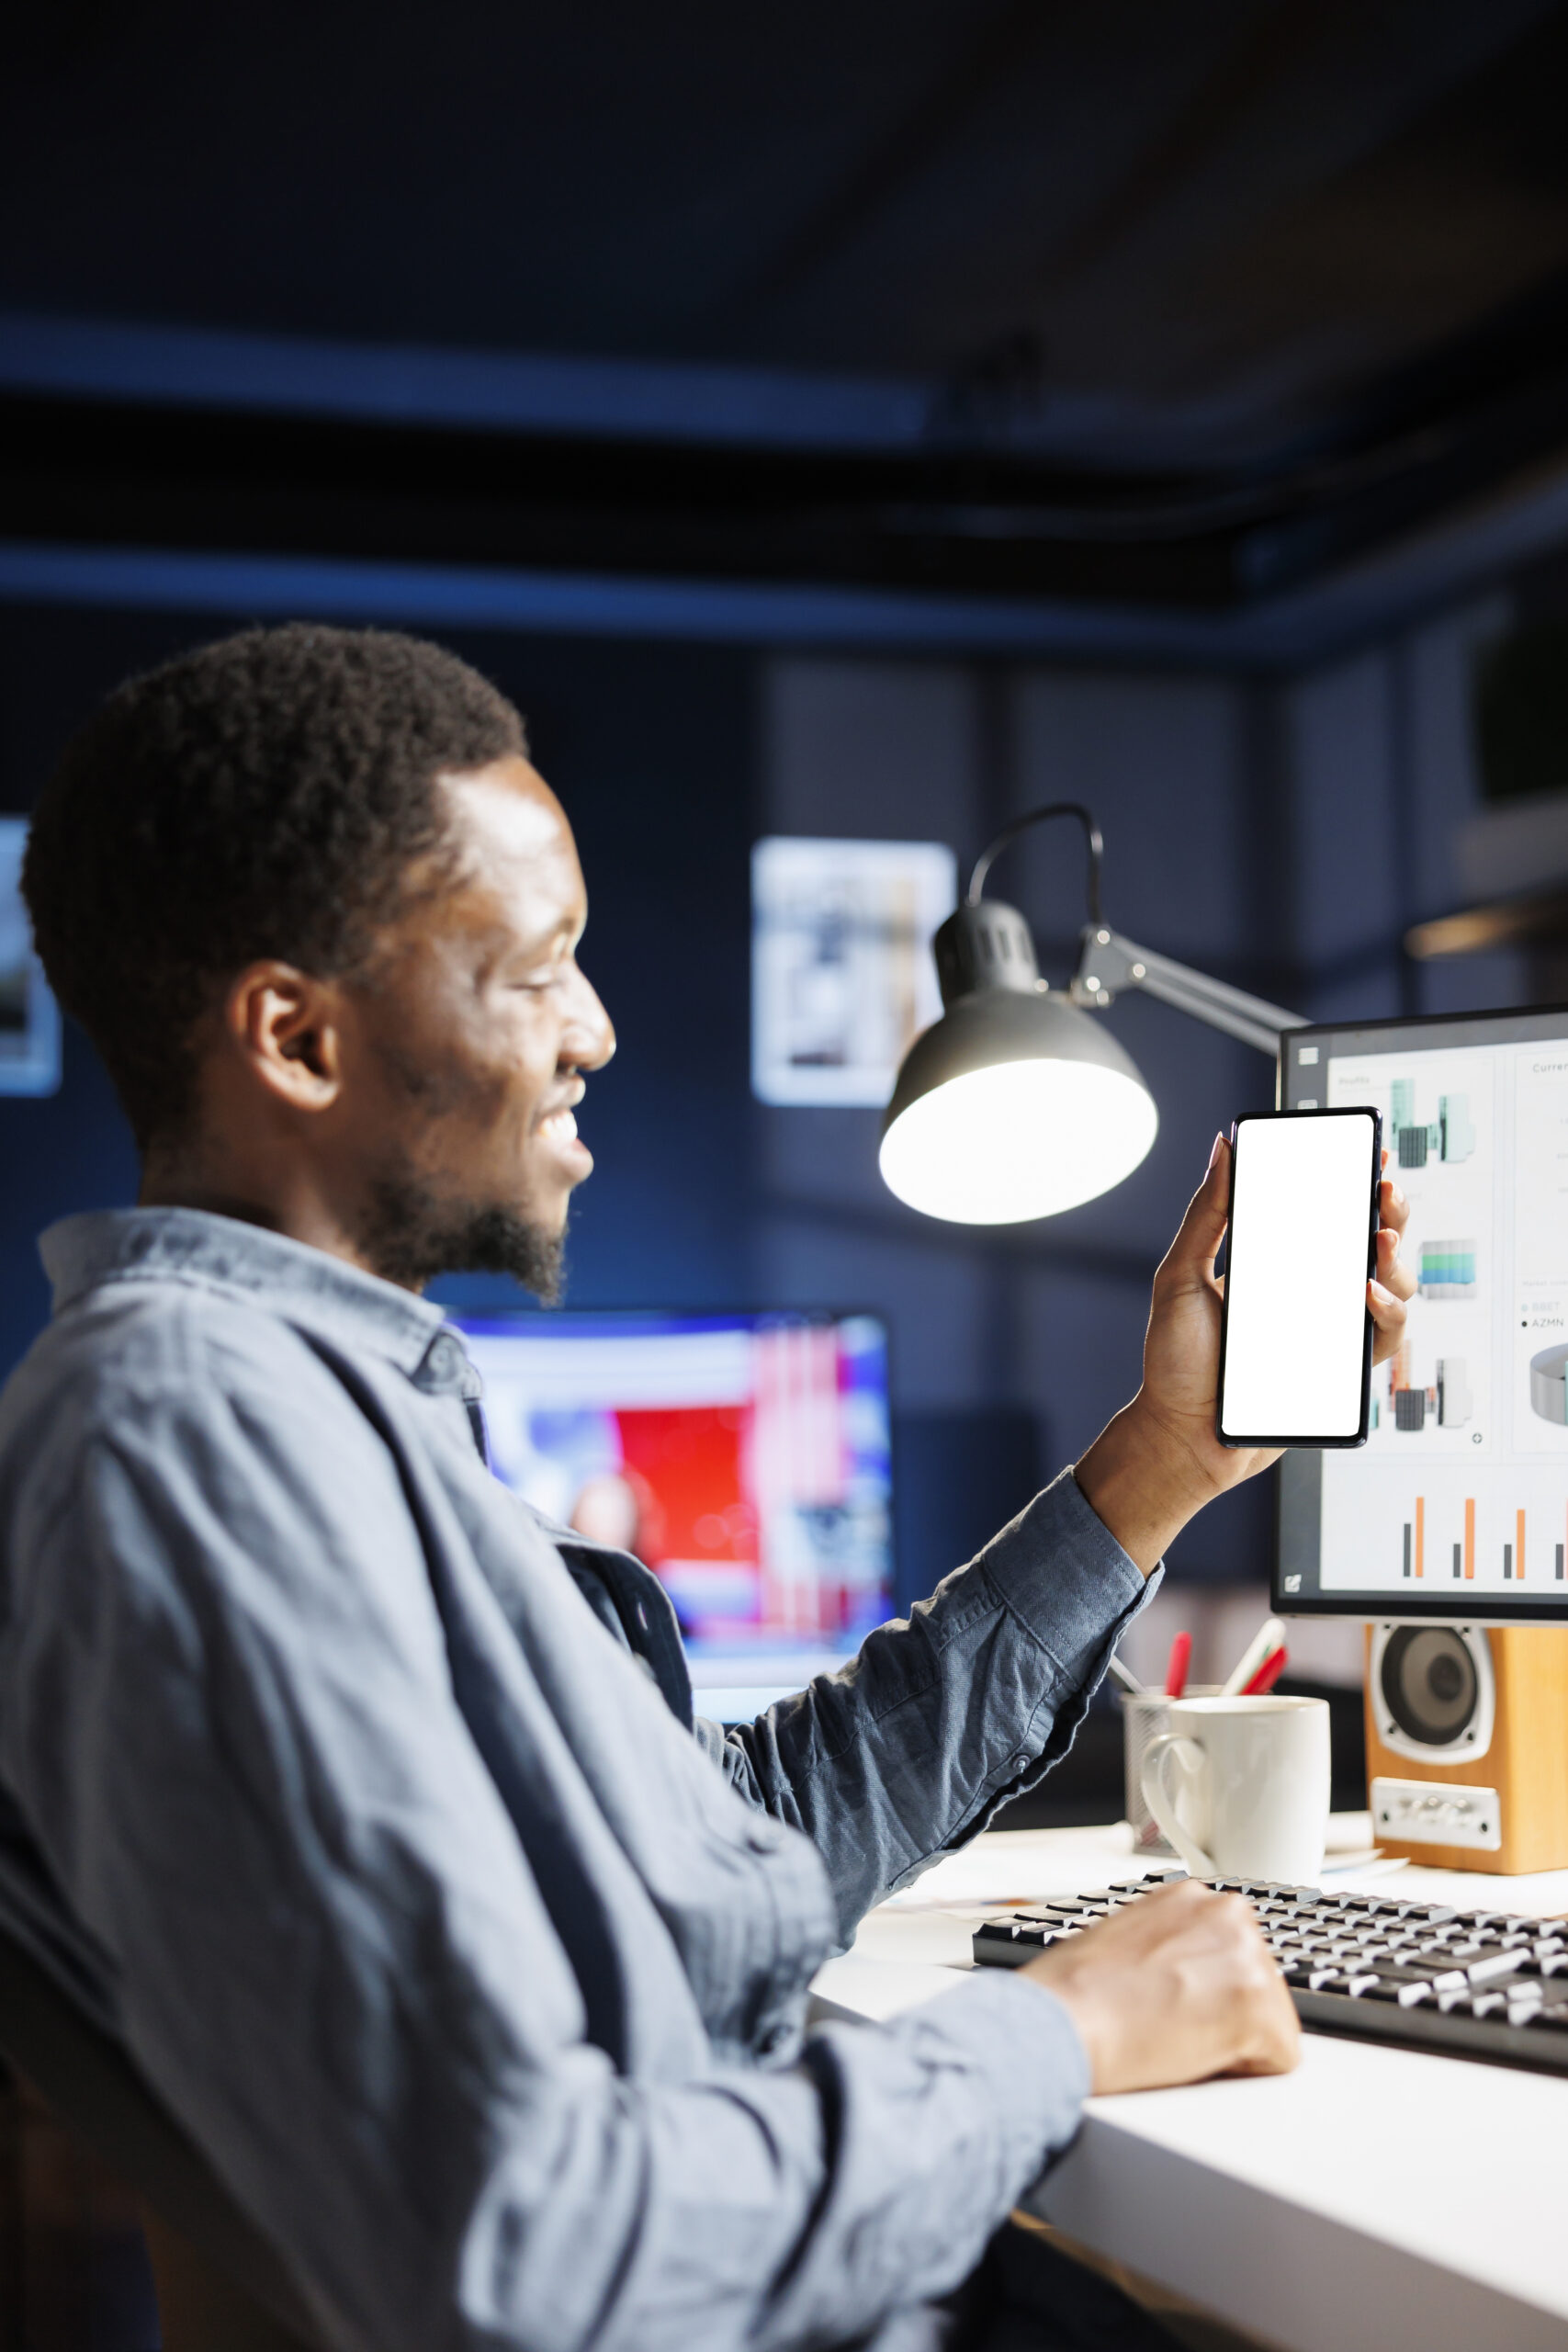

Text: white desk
xmin=811 ymin=1820 xmax=1568 ymax=2352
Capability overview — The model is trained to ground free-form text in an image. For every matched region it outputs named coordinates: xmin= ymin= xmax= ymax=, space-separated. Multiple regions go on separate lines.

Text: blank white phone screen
xmin=1220 ymin=1112 xmax=1376 ymax=1441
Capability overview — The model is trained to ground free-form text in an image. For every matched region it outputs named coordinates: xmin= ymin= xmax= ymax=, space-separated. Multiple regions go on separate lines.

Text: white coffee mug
xmin=1140 ymin=1694 xmax=1331 ymax=1883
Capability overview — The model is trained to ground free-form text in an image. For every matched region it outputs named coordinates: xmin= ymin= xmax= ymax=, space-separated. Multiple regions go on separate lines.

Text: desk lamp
xmin=879 ymin=803 xmax=1306 ymax=1223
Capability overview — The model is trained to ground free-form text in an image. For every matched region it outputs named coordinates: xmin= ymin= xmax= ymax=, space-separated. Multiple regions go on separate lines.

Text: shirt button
xmin=421 ymin=1335 xmax=464 ymax=1385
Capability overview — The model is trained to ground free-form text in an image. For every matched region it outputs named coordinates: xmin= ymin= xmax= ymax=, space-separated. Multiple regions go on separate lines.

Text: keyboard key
xmin=1468 ymin=1951 xmax=1529 ymax=1984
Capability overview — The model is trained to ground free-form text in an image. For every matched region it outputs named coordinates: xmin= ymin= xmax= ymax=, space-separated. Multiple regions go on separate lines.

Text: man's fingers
xmin=1371 ymin=1171 xmax=1414 ymax=1367
xmin=1375 ymin=1225 xmax=1416 ymax=1300
xmin=1023 ymin=1874 xmax=1303 ymax=2093
xmin=1369 ymin=1276 xmax=1407 ymax=1365
xmin=1378 ymin=1174 xmax=1409 ymax=1238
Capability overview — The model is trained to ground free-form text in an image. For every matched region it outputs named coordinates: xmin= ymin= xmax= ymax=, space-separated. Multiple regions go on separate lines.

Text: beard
xmin=355 ymin=1029 xmax=568 ymax=1301
xmin=355 ymin=1164 xmax=567 ymax=1301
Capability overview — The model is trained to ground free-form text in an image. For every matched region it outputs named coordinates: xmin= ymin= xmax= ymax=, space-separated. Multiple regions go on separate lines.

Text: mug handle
xmin=1140 ymin=1733 xmax=1214 ymax=1879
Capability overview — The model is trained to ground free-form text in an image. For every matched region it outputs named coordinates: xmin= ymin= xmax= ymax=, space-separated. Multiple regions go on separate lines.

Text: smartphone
xmin=1216 ymin=1106 xmax=1382 ymax=1449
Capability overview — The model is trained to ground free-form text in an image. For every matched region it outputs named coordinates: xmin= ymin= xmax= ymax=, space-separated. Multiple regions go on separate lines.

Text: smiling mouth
xmin=537 ymin=1105 xmax=580 ymax=1144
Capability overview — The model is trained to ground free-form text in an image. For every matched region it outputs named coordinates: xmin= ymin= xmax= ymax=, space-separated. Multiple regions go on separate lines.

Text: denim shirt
xmin=0 ymin=1211 xmax=1154 ymax=2352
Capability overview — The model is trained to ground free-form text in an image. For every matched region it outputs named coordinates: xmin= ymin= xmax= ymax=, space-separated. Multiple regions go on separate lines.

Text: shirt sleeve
xmin=1 ymin=1343 xmax=1091 ymax=2352
xmin=701 ymin=1470 xmax=1158 ymax=1938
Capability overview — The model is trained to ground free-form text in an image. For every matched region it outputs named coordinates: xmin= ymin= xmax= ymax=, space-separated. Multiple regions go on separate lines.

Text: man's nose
xmin=563 ymin=964 xmax=615 ymax=1071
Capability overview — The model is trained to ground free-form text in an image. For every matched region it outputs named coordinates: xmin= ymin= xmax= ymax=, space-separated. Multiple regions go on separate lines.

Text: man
xmin=1 ymin=625 xmax=1412 ymax=2351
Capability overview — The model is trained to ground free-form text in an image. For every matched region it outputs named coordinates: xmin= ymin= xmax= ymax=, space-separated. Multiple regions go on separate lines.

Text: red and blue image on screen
xmin=455 ymin=1311 xmax=894 ymax=1671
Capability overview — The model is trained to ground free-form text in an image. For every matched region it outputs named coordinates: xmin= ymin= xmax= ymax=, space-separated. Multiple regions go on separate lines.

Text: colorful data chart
xmin=1418 ymin=1238 xmax=1476 ymax=1299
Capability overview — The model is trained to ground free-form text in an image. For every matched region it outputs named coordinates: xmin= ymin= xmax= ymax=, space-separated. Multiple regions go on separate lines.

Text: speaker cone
xmin=1380 ymin=1625 xmax=1479 ymax=1746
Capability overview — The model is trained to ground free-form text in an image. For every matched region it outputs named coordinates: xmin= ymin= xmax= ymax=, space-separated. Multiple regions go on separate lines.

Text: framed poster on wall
xmin=750 ymin=836 xmax=955 ymax=1108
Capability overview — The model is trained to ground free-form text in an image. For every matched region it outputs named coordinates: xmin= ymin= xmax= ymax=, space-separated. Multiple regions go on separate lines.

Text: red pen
xmin=1164 ymin=1631 xmax=1192 ymax=1698
xmin=1241 ymin=1645 xmax=1287 ymax=1696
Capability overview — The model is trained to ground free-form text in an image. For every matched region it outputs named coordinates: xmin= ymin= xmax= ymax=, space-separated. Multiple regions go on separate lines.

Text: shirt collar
xmin=40 ymin=1208 xmax=452 ymax=1381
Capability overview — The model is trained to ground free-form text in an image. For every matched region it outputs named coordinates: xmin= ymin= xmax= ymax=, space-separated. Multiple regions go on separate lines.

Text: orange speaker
xmin=1364 ymin=1623 xmax=1568 ymax=1873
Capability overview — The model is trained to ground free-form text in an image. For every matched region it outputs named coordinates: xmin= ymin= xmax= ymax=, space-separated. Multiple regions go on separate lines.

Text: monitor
xmin=453 ymin=1308 xmax=895 ymax=1712
xmin=1275 ymin=1002 xmax=1568 ymax=1622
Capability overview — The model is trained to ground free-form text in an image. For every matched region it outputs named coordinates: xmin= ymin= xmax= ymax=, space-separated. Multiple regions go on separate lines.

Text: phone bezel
xmin=1215 ymin=1104 xmax=1382 ymax=1451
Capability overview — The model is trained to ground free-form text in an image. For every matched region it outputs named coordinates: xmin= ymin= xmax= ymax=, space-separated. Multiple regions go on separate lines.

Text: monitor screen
xmin=454 ymin=1309 xmax=895 ymax=1707
xmin=1276 ymin=1003 xmax=1568 ymax=1621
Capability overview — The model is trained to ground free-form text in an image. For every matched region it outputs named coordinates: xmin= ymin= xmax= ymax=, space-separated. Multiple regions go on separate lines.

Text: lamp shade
xmin=879 ymin=902 xmax=1157 ymax=1223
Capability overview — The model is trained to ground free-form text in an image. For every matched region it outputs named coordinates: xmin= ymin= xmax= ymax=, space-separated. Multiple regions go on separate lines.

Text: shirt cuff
xmin=974 ymin=1467 xmax=1156 ymax=1690
xmin=886 ymin=1968 xmax=1092 ymax=2193
xmin=952 ymin=1469 xmax=1162 ymax=1835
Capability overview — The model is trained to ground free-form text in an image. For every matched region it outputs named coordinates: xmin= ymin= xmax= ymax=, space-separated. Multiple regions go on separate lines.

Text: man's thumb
xmin=1171 ymin=1133 xmax=1230 ymax=1271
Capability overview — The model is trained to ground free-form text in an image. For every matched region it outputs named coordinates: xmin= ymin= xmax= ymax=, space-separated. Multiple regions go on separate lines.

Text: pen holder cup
xmin=1121 ymin=1687 xmax=1222 ymax=1859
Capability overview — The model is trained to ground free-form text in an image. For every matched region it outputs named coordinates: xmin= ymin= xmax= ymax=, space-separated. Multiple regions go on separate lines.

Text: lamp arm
xmin=1069 ymin=927 xmax=1306 ymax=1060
xmin=966 ymin=803 xmax=1103 ymax=920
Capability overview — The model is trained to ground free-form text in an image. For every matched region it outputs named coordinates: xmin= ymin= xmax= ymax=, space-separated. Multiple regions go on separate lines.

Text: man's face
xmin=338 ymin=755 xmax=615 ymax=1293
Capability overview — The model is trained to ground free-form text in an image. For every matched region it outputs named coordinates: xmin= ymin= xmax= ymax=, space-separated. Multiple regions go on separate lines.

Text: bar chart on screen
xmin=1385 ymin=1493 xmax=1568 ymax=1587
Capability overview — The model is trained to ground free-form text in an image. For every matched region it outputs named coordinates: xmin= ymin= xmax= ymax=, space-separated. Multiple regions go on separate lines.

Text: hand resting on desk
xmin=1021 ymin=1877 xmax=1301 ymax=2093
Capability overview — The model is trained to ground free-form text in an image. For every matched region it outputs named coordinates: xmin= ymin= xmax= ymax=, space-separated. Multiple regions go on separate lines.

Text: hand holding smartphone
xmin=1216 ymin=1107 xmax=1382 ymax=1449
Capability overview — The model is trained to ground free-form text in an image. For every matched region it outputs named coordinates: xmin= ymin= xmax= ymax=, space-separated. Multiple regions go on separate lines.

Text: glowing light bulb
xmin=880 ymin=1057 xmax=1158 ymax=1224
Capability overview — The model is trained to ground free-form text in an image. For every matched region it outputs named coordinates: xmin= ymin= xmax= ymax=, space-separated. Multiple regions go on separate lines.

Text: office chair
xmin=0 ymin=1925 xmax=321 ymax=2351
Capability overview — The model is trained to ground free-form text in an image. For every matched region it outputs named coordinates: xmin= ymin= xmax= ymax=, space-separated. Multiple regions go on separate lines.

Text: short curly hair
xmin=23 ymin=622 xmax=526 ymax=1148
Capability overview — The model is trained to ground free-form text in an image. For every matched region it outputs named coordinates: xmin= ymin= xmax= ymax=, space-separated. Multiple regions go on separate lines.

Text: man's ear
xmin=223 ymin=962 xmax=344 ymax=1112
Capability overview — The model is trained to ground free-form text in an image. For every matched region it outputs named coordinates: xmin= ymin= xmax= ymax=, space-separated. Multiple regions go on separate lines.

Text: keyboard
xmin=972 ymin=1871 xmax=1568 ymax=2075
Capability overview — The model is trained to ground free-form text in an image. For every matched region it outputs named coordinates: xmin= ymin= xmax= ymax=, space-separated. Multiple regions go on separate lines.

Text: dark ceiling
xmin=8 ymin=0 xmax=1568 ymax=611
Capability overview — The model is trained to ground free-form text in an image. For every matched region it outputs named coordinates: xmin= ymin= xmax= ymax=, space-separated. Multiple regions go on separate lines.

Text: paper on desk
xmin=880 ymin=1815 xmax=1403 ymax=1912
xmin=880 ymin=1826 xmax=1145 ymax=1913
